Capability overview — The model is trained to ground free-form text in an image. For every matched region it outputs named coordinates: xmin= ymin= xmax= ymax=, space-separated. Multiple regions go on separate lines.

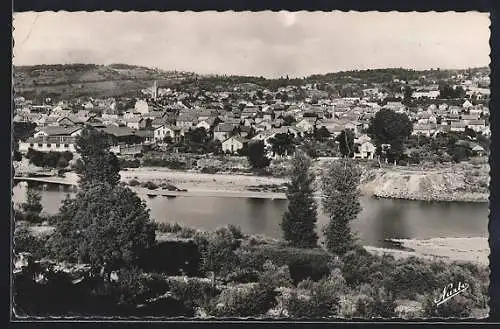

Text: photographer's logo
xmin=434 ymin=282 xmax=469 ymax=306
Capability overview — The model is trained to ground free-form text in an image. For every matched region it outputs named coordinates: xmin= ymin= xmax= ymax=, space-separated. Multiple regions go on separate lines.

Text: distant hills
xmin=13 ymin=64 xmax=197 ymax=100
xmin=13 ymin=63 xmax=490 ymax=100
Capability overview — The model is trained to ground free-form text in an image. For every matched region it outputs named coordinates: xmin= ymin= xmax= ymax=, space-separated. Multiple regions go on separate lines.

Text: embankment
xmin=360 ymin=165 xmax=489 ymax=203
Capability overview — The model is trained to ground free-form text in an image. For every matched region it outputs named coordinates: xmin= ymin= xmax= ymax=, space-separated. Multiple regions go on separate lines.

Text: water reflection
xmin=246 ymin=198 xmax=268 ymax=233
xmin=11 ymin=184 xmax=489 ymax=247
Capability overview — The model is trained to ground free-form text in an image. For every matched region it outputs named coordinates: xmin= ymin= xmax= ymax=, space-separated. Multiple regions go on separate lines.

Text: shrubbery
xmin=236 ymin=244 xmax=335 ymax=283
xmin=142 ymin=157 xmax=187 ymax=169
xmin=119 ymin=158 xmax=140 ymax=169
xmin=26 ymin=148 xmax=73 ymax=168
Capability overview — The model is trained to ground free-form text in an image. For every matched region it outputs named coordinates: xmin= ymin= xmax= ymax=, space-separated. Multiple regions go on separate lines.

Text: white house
xmin=19 ymin=136 xmax=77 ymax=154
xmin=213 ymin=123 xmax=237 ymax=142
xmin=222 ymin=136 xmax=246 ymax=154
xmin=135 ymin=100 xmax=150 ymax=114
xmin=295 ymin=118 xmax=316 ymax=133
xmin=154 ymin=124 xmax=181 ymax=142
xmin=125 ymin=117 xmax=146 ymax=130
xmin=354 ymin=141 xmax=376 ymax=159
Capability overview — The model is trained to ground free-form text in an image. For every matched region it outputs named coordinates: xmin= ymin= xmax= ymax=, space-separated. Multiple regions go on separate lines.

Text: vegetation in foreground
xmin=13 ymin=126 xmax=490 ymax=319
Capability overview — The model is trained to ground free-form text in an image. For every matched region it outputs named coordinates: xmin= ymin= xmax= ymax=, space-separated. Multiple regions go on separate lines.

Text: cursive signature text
xmin=434 ymin=282 xmax=469 ymax=306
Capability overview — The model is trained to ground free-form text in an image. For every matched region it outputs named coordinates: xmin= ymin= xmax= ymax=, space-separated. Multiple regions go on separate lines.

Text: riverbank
xmin=26 ymin=221 xmax=488 ymax=267
xmin=360 ymin=164 xmax=489 ymax=203
xmin=14 ymin=159 xmax=490 ymax=203
xmin=365 ymin=237 xmax=489 ymax=267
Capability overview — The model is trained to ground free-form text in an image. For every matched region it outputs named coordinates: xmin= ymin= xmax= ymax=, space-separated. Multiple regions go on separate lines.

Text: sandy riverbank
xmin=120 ymin=167 xmax=288 ymax=193
xmin=22 ymin=161 xmax=490 ymax=203
xmin=365 ymin=237 xmax=489 ymax=267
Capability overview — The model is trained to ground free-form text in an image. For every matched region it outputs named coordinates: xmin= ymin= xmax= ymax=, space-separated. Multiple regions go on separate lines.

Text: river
xmin=12 ymin=183 xmax=489 ymax=248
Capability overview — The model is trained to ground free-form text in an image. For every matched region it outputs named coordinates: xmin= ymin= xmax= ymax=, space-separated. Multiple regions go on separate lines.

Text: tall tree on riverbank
xmin=50 ymin=126 xmax=157 ymax=276
xmin=281 ymin=151 xmax=318 ymax=248
xmin=247 ymin=140 xmax=271 ymax=169
xmin=321 ymin=159 xmax=361 ymax=255
xmin=75 ymin=126 xmax=120 ymax=187
xmin=49 ymin=183 xmax=157 ymax=272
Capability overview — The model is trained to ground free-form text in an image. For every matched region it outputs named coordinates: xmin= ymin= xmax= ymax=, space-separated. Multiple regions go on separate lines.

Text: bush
xmin=141 ymin=181 xmax=158 ymax=190
xmin=128 ymin=179 xmax=140 ymax=187
xmin=237 ymin=245 xmax=334 ymax=283
xmin=200 ymin=227 xmax=242 ymax=277
xmin=156 ymin=222 xmax=183 ymax=233
xmin=287 ymin=277 xmax=341 ymax=319
xmin=258 ymin=261 xmax=293 ymax=290
xmin=26 ymin=148 xmax=74 ymax=168
xmin=119 ymin=158 xmax=140 ymax=169
xmin=167 ymin=277 xmax=217 ymax=312
xmin=224 ymin=268 xmax=261 ymax=284
xmin=142 ymin=157 xmax=187 ymax=170
xmin=200 ymin=166 xmax=219 ymax=174
xmin=422 ymin=293 xmax=474 ymax=318
xmin=210 ymin=284 xmax=277 ymax=317
xmin=14 ymin=225 xmax=51 ymax=259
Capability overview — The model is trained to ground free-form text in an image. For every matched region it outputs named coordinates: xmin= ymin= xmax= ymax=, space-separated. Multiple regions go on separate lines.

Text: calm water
xmin=12 ymin=182 xmax=489 ymax=248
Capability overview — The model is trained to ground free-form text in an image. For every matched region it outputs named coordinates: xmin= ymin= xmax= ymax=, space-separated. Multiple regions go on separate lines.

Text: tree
xmin=281 ymin=151 xmax=318 ymax=248
xmin=246 ymin=140 xmax=271 ymax=169
xmin=268 ymin=133 xmax=296 ymax=157
xmin=314 ymin=126 xmax=331 ymax=141
xmin=75 ymin=126 xmax=120 ymax=187
xmin=367 ymin=109 xmax=413 ymax=162
xmin=402 ymin=85 xmax=414 ymax=106
xmin=21 ymin=187 xmax=43 ymax=222
xmin=321 ymin=159 xmax=361 ymax=255
xmin=336 ymin=129 xmax=355 ymax=158
xmin=49 ymin=183 xmax=157 ymax=273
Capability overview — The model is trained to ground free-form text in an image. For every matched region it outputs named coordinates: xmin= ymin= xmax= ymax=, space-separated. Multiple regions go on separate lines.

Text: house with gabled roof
xmin=213 ymin=123 xmax=238 ymax=142
xmin=154 ymin=124 xmax=182 ymax=142
xmin=222 ymin=136 xmax=247 ymax=154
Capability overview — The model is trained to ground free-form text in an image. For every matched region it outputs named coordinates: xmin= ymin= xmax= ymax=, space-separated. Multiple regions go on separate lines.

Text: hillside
xmin=13 ymin=64 xmax=197 ymax=100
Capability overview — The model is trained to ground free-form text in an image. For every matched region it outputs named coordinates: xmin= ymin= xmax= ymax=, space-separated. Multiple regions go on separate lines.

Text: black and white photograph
xmin=11 ymin=11 xmax=492 ymax=319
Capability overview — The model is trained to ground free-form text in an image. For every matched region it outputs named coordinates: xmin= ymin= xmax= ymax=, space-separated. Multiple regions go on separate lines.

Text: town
xmin=12 ymin=64 xmax=491 ymax=319
xmin=13 ymin=65 xmax=490 ymax=169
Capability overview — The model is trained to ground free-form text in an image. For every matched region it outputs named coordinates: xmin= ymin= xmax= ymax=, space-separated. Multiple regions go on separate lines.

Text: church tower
xmin=153 ymin=80 xmax=158 ymax=101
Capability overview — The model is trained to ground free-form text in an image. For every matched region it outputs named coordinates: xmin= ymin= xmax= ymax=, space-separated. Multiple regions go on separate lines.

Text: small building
xmin=295 ymin=118 xmax=316 ymax=133
xmin=154 ymin=124 xmax=182 ymax=142
xmin=450 ymin=121 xmax=466 ymax=132
xmin=354 ymin=141 xmax=376 ymax=159
xmin=471 ymin=144 xmax=486 ymax=157
xmin=213 ymin=123 xmax=237 ymax=142
xmin=222 ymin=136 xmax=246 ymax=154
xmin=125 ymin=117 xmax=147 ymax=130
xmin=19 ymin=136 xmax=77 ymax=154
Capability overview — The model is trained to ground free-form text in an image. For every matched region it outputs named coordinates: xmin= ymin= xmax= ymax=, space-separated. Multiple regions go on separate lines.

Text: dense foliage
xmin=48 ymin=183 xmax=157 ymax=270
xmin=367 ymin=109 xmax=413 ymax=162
xmin=74 ymin=126 xmax=120 ymax=187
xmin=26 ymin=148 xmax=73 ymax=168
xmin=246 ymin=140 xmax=271 ymax=169
xmin=321 ymin=159 xmax=362 ymax=255
xmin=281 ymin=151 xmax=318 ymax=248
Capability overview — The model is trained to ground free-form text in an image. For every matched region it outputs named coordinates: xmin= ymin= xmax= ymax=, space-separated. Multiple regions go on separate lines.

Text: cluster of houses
xmin=14 ymin=76 xmax=490 ymax=160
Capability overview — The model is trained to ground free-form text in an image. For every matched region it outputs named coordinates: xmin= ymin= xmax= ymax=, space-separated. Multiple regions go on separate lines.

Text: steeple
xmin=153 ymin=81 xmax=158 ymax=101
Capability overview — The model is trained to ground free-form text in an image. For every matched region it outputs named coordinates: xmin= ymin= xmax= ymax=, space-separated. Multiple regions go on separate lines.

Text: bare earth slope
xmin=361 ymin=164 xmax=489 ymax=203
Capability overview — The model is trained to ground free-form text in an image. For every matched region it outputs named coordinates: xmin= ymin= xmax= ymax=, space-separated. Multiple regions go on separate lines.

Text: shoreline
xmin=365 ymin=237 xmax=489 ymax=267
xmin=25 ymin=223 xmax=488 ymax=267
xmin=15 ymin=165 xmax=490 ymax=203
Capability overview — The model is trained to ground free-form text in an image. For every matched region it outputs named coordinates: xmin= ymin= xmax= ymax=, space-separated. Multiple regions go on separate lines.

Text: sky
xmin=12 ymin=11 xmax=491 ymax=78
